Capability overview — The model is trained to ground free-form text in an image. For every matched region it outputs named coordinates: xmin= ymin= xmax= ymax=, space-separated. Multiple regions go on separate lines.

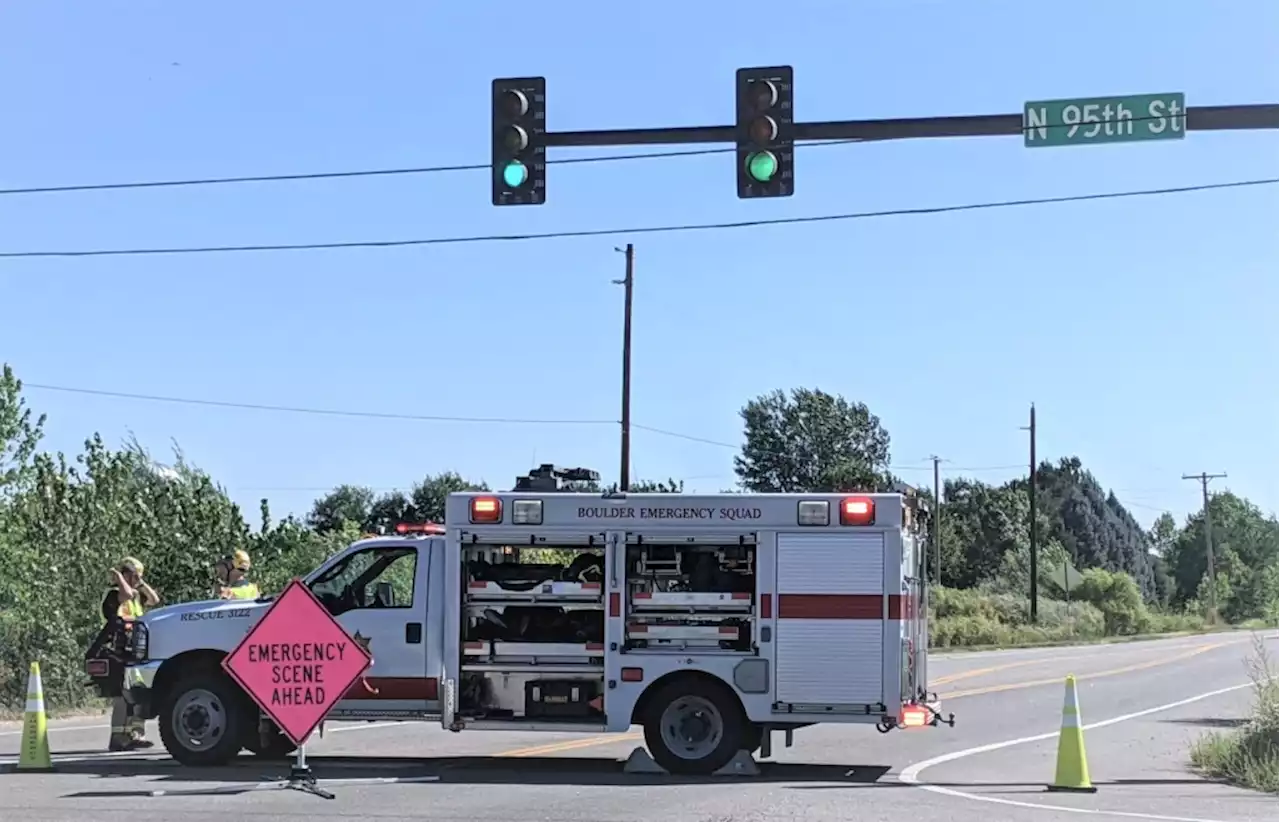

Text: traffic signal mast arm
xmin=543 ymin=103 xmax=1277 ymax=148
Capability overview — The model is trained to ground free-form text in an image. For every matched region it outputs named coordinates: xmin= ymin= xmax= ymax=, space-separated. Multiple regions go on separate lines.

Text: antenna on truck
xmin=512 ymin=464 xmax=600 ymax=492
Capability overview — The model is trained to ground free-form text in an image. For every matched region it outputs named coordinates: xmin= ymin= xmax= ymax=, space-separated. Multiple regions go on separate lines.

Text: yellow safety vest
xmin=221 ymin=581 xmax=260 ymax=600
xmin=104 ymin=587 xmax=144 ymax=620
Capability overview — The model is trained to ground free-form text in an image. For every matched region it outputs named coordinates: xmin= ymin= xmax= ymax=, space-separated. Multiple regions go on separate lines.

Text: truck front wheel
xmin=157 ymin=669 xmax=248 ymax=767
xmin=642 ymin=677 xmax=748 ymax=776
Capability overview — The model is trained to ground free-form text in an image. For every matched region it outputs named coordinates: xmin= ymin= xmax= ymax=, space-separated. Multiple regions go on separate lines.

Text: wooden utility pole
xmin=1020 ymin=404 xmax=1038 ymax=624
xmin=930 ymin=455 xmax=943 ymax=585
xmin=613 ymin=244 xmax=635 ymax=491
xmin=1182 ymin=471 xmax=1227 ymax=622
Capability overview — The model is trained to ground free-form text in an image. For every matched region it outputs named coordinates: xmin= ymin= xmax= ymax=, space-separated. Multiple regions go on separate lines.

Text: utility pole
xmin=613 ymin=244 xmax=635 ymax=491
xmin=1020 ymin=404 xmax=1038 ymax=624
xmin=1182 ymin=471 xmax=1227 ymax=621
xmin=930 ymin=455 xmax=943 ymax=585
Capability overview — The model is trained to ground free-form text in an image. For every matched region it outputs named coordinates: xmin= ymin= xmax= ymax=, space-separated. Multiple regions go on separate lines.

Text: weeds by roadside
xmin=1189 ymin=633 xmax=1279 ymax=793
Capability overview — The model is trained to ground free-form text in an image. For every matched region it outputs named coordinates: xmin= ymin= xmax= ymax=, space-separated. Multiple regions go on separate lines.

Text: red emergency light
xmin=394 ymin=522 xmax=445 ymax=535
xmin=839 ymin=496 xmax=876 ymax=526
xmin=469 ymin=496 xmax=503 ymax=524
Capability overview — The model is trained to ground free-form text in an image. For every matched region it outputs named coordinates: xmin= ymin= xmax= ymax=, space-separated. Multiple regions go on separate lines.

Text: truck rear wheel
xmin=157 ymin=669 xmax=247 ymax=767
xmin=642 ymin=677 xmax=747 ymax=776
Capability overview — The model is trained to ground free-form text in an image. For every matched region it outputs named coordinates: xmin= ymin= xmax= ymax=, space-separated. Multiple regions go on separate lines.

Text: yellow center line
xmin=490 ymin=637 xmax=1247 ymax=758
xmin=931 ymin=652 xmax=1097 ymax=686
xmin=940 ymin=639 xmax=1234 ymax=700
xmin=497 ymin=732 xmax=644 ymax=757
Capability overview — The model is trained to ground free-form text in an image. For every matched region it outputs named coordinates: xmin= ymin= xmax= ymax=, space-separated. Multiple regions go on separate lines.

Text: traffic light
xmin=735 ymin=66 xmax=794 ymax=199
xmin=491 ymin=77 xmax=546 ymax=206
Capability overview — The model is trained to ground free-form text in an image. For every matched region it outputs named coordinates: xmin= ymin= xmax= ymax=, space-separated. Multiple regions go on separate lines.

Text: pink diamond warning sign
xmin=222 ymin=578 xmax=371 ymax=747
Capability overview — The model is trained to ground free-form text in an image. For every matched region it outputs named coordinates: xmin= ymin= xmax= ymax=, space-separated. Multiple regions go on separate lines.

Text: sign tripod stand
xmin=263 ymin=740 xmax=333 ymax=800
xmin=221 ymin=579 xmax=376 ymax=802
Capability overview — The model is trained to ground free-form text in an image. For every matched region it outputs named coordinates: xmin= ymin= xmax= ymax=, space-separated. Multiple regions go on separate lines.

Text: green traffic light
xmin=502 ymin=160 xmax=529 ymax=188
xmin=746 ymin=151 xmax=779 ymax=183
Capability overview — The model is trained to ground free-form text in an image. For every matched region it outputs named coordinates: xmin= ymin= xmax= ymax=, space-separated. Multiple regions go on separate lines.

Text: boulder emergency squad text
xmin=576 ymin=506 xmax=764 ymax=521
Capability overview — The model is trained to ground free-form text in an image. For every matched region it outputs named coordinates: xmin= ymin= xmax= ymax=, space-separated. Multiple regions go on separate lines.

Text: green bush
xmin=0 ymin=443 xmax=357 ymax=717
xmin=1072 ymin=568 xmax=1152 ymax=635
xmin=927 ymin=577 xmax=1211 ymax=649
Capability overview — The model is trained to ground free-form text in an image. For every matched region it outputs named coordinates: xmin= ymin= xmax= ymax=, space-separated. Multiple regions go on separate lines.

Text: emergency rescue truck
xmin=115 ymin=466 xmax=950 ymax=774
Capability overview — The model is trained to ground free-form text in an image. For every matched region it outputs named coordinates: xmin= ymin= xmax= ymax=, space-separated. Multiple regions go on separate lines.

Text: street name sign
xmin=1023 ymin=93 xmax=1186 ymax=148
xmin=222 ymin=578 xmax=372 ymax=746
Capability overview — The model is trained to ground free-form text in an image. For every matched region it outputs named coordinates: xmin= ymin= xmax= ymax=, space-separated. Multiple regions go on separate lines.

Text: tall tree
xmin=734 ymin=388 xmax=891 ymax=493
xmin=307 ymin=484 xmax=376 ymax=534
xmin=628 ymin=478 xmax=684 ymax=493
xmin=1148 ymin=512 xmax=1178 ymax=556
xmin=367 ymin=490 xmax=416 ymax=534
xmin=411 ymin=472 xmax=490 ymax=523
xmin=0 ymin=364 xmax=45 ymax=495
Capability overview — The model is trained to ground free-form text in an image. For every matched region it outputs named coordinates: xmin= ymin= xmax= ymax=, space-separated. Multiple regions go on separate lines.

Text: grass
xmin=1189 ymin=634 xmax=1279 ymax=793
xmin=929 ymin=621 xmax=1255 ymax=654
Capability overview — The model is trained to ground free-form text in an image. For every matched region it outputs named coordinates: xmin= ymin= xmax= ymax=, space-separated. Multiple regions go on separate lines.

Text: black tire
xmin=157 ymin=668 xmax=248 ymax=767
xmin=243 ymin=722 xmax=297 ymax=760
xmin=742 ymin=723 xmax=764 ymax=755
xmin=641 ymin=676 xmax=747 ymax=776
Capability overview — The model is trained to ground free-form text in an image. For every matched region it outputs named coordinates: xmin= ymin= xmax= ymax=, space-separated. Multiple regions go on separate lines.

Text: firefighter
xmin=215 ymin=549 xmax=260 ymax=600
xmin=102 ymin=556 xmax=159 ymax=751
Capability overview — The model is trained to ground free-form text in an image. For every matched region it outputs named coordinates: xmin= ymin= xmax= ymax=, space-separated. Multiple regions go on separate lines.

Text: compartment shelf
xmin=466 ymin=579 xmax=603 ymax=602
xmin=461 ymin=662 xmax=605 ymax=675
xmin=463 ymin=640 xmax=605 ymax=660
xmin=630 ymin=591 xmax=753 ymax=611
xmin=626 ymin=623 xmax=741 ymax=640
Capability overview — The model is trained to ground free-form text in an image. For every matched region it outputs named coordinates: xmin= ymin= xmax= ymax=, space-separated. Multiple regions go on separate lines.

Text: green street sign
xmin=1023 ymin=93 xmax=1186 ymax=148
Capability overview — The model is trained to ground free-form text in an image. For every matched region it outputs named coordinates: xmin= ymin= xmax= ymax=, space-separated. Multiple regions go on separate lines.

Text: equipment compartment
xmin=456 ymin=671 xmax=603 ymax=722
xmin=461 ymin=541 xmax=606 ymax=648
xmin=624 ymin=535 xmax=758 ymax=655
xmin=524 ymin=679 xmax=599 ymax=720
xmin=455 ymin=479 xmax=608 ymax=724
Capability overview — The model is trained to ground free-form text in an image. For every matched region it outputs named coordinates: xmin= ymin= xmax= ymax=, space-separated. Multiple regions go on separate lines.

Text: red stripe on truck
xmin=777 ymin=594 xmax=903 ymax=620
xmin=342 ymin=677 xmax=438 ymax=701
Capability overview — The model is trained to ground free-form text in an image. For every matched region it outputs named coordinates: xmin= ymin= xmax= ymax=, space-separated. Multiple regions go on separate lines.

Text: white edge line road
xmin=0 ymin=686 xmax=1266 ymax=821
xmin=0 ymin=721 xmax=407 ymax=765
xmin=898 ymin=682 xmax=1255 ymax=822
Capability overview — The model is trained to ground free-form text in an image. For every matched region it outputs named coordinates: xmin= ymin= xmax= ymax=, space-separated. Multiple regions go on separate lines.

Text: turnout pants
xmin=110 ymin=697 xmax=146 ymax=743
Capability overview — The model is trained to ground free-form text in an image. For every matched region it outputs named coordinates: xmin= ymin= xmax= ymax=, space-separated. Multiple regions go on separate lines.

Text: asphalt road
xmin=2 ymin=630 xmax=1276 ymax=822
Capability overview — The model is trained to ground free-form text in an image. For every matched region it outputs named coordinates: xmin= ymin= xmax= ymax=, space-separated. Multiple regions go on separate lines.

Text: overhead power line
xmin=22 ymin=383 xmax=613 ymax=426
xmin=21 ymin=380 xmax=1021 ymax=473
xmin=1 ymin=178 xmax=1272 ymax=260
xmin=0 ymin=140 xmax=861 ymax=197
xmin=2 ymin=104 xmax=1271 ymax=199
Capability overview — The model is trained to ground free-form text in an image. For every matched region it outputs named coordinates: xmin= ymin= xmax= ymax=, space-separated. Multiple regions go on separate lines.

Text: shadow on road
xmin=791 ymin=776 xmax=1219 ymax=792
xmin=54 ymin=754 xmax=894 ymax=796
xmin=1161 ymin=716 xmax=1249 ymax=729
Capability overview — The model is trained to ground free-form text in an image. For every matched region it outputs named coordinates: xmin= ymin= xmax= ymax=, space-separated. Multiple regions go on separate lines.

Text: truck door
xmin=309 ymin=543 xmax=439 ymax=718
xmin=773 ymin=531 xmax=887 ymax=711
xmin=899 ymin=529 xmax=927 ymax=703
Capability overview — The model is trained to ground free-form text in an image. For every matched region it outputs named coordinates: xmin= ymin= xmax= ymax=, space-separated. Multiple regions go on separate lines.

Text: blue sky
xmin=1 ymin=1 xmax=1276 ymax=527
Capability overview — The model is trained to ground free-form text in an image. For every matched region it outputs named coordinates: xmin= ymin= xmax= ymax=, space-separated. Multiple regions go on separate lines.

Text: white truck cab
xmin=123 ymin=526 xmax=447 ymax=764
xmin=124 ymin=467 xmax=950 ymax=773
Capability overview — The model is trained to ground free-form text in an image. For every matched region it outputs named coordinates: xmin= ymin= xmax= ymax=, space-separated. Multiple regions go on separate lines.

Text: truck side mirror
xmin=375 ymin=581 xmax=395 ymax=608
